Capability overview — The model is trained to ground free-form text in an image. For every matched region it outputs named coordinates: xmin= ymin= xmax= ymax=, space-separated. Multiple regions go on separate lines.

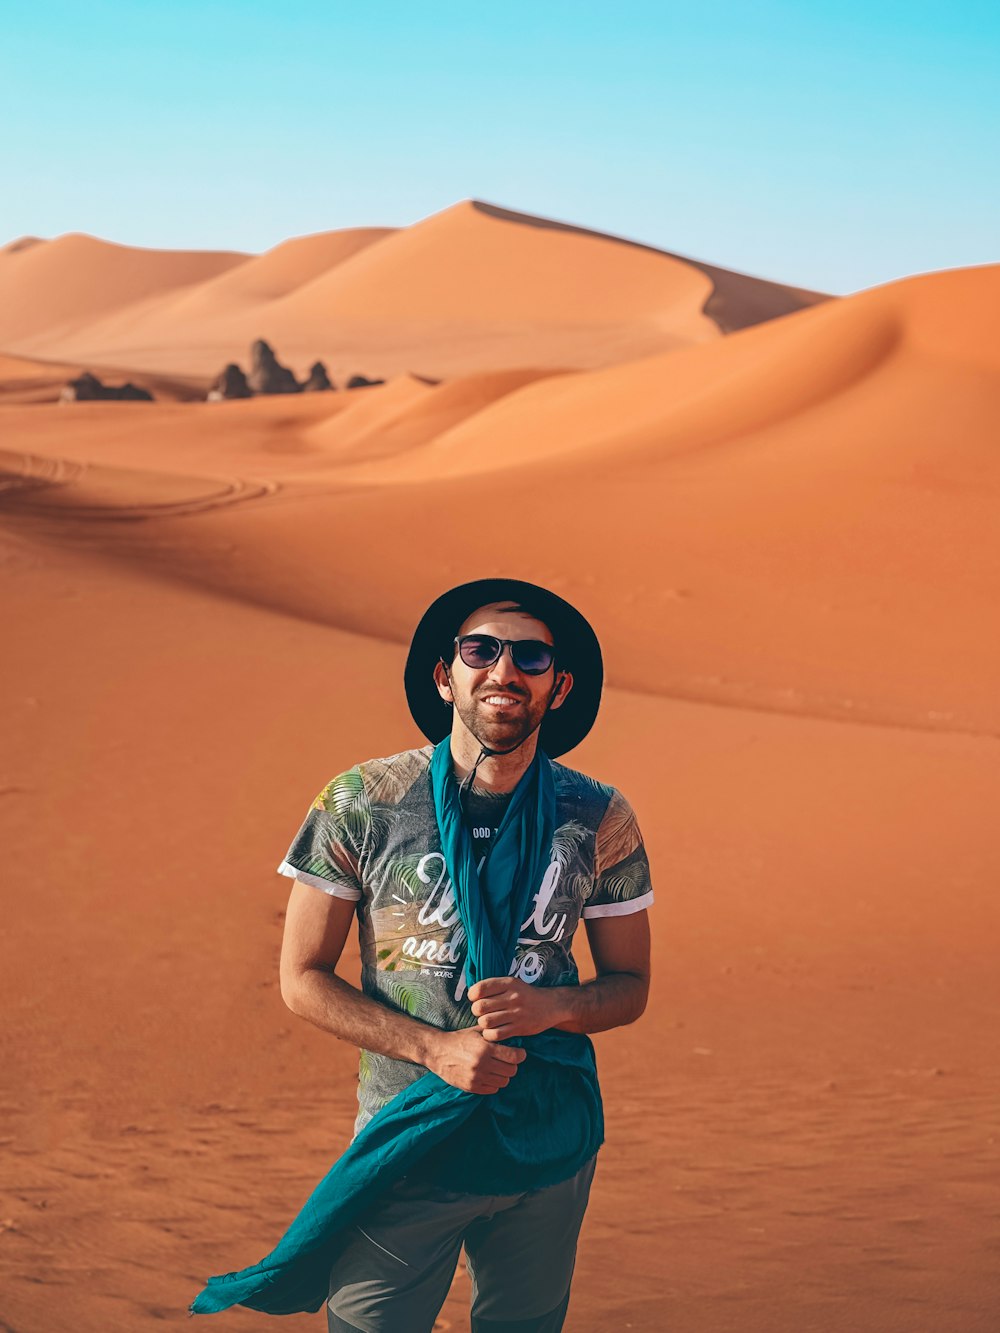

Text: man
xmin=277 ymin=578 xmax=653 ymax=1332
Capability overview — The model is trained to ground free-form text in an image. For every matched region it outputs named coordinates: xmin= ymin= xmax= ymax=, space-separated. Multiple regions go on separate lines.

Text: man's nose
xmin=486 ymin=644 xmax=521 ymax=684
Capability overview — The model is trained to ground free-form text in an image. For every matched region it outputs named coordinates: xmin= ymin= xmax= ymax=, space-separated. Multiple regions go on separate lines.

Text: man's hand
xmin=424 ymin=1027 xmax=526 ymax=1094
xmin=468 ymin=977 xmax=564 ymax=1042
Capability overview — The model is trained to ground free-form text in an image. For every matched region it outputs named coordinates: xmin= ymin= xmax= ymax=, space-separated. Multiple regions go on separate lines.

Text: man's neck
xmin=448 ymin=731 xmax=538 ymax=794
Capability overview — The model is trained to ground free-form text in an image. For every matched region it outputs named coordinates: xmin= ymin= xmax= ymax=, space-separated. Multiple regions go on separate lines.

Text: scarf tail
xmin=189 ymin=1075 xmax=475 ymax=1315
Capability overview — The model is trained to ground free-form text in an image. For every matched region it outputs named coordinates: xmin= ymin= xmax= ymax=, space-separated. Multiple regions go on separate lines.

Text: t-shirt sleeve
xmin=583 ymin=789 xmax=654 ymax=918
xmin=276 ymin=767 xmax=368 ymax=902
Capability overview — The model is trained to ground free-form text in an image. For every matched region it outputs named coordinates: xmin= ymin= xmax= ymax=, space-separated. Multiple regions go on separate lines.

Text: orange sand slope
xmin=3 ymin=534 xmax=996 ymax=1333
xmin=2 ymin=212 xmax=999 ymax=1332
xmin=3 ymin=262 xmax=997 ymax=735
xmin=0 ymin=201 xmax=826 ymax=380
xmin=0 ymin=232 xmax=246 ymax=351
xmin=0 ymin=351 xmax=90 ymax=404
xmin=0 ymin=349 xmax=211 ymax=405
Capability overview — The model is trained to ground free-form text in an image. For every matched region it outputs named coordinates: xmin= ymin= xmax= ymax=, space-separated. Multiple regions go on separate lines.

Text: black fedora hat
xmin=404 ymin=577 xmax=603 ymax=759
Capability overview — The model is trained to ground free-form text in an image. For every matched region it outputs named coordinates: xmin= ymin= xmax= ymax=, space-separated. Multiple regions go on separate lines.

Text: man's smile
xmin=480 ymin=693 xmax=524 ymax=709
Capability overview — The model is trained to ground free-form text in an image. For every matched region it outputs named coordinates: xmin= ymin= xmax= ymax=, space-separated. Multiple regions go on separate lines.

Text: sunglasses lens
xmin=459 ymin=635 xmax=501 ymax=669
xmin=456 ymin=636 xmax=555 ymax=674
xmin=512 ymin=640 xmax=554 ymax=674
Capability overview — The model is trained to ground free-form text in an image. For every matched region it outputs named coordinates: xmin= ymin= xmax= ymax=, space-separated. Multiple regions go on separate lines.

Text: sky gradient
xmin=2 ymin=1 xmax=997 ymax=293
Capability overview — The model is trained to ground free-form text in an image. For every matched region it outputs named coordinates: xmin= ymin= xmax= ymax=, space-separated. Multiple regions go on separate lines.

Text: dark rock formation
xmin=207 ymin=363 xmax=252 ymax=401
xmin=247 ymin=339 xmax=301 ymax=394
xmin=60 ymin=372 xmax=105 ymax=402
xmin=117 ymin=382 xmax=154 ymax=401
xmin=60 ymin=371 xmax=154 ymax=402
xmin=302 ymin=361 xmax=334 ymax=392
xmin=346 ymin=374 xmax=385 ymax=390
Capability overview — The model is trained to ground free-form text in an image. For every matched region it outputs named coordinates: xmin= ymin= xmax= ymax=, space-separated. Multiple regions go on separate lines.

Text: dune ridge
xmin=305 ymin=367 xmax=568 ymax=462
xmin=1 ymin=201 xmax=828 ymax=380
xmin=0 ymin=232 xmax=246 ymax=351
xmin=320 ymin=286 xmax=904 ymax=485
xmin=2 ymin=265 xmax=997 ymax=739
xmin=470 ymin=200 xmax=828 ymax=331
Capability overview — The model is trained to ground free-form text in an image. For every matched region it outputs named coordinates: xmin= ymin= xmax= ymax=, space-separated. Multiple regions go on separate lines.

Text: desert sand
xmin=1 ymin=200 xmax=998 ymax=1332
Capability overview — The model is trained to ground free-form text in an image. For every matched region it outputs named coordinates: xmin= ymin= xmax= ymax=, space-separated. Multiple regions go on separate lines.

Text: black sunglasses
xmin=452 ymin=634 xmax=555 ymax=675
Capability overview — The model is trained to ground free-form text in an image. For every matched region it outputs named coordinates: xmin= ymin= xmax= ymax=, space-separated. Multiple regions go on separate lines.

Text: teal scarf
xmin=190 ymin=740 xmax=603 ymax=1316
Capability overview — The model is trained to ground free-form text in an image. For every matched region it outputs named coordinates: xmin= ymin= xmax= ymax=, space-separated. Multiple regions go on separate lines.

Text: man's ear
xmin=433 ymin=658 xmax=454 ymax=703
xmin=549 ymin=669 xmax=573 ymax=711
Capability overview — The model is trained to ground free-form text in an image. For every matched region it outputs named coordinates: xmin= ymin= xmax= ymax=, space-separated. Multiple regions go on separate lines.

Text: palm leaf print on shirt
xmin=551 ymin=820 xmax=591 ymax=867
xmin=595 ymin=867 xmax=647 ymax=901
xmin=380 ymin=976 xmax=422 ymax=1017
xmin=314 ymin=768 xmax=367 ymax=836
xmin=594 ymin=790 xmax=643 ymax=878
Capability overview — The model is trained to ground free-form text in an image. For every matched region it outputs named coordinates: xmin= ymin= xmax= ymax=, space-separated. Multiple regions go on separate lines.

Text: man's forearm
xmin=550 ymin=972 xmax=648 ymax=1035
xmin=284 ymin=967 xmax=440 ymax=1067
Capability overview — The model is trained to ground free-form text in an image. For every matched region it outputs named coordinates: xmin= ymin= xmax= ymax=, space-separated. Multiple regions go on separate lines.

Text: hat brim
xmin=404 ymin=578 xmax=603 ymax=760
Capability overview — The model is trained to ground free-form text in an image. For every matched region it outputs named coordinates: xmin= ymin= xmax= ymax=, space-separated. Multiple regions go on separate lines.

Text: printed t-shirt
xmin=278 ymin=745 xmax=653 ymax=1136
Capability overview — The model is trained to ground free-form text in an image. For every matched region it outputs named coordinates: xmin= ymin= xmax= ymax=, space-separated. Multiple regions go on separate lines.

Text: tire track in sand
xmin=0 ymin=448 xmax=277 ymax=521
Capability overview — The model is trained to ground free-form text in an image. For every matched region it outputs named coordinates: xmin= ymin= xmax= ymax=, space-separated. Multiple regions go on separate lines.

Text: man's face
xmin=433 ymin=601 xmax=573 ymax=754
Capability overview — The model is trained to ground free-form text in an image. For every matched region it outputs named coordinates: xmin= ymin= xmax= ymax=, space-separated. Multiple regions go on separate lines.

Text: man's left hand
xmin=468 ymin=977 xmax=563 ymax=1041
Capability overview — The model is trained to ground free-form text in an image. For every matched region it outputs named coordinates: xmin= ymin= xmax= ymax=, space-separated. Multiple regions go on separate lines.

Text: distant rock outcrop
xmin=247 ymin=339 xmax=301 ymax=394
xmin=203 ymin=344 xmax=351 ymax=400
xmin=346 ymin=374 xmax=385 ymax=390
xmin=60 ymin=372 xmax=105 ymax=401
xmin=60 ymin=371 xmax=153 ymax=402
xmin=207 ymin=363 xmax=253 ymax=401
xmin=117 ymin=381 xmax=154 ymax=401
xmin=302 ymin=361 xmax=334 ymax=392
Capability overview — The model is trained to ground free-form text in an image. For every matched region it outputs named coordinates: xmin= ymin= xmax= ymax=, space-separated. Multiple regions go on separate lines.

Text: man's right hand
xmin=424 ymin=1027 xmax=526 ymax=1095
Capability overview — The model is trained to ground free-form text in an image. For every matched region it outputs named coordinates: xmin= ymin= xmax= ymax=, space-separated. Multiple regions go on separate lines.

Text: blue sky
xmin=2 ymin=1 xmax=996 ymax=293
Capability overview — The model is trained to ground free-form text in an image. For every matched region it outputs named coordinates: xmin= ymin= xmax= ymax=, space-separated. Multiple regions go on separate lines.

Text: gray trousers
xmin=326 ymin=1155 xmax=597 ymax=1333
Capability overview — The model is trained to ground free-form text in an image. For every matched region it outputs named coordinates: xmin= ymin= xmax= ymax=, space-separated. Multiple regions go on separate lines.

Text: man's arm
xmin=469 ymin=910 xmax=651 ymax=1041
xmin=278 ymin=880 xmax=524 ymax=1094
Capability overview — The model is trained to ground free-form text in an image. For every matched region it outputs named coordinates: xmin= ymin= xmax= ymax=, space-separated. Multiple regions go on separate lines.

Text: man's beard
xmin=454 ymin=687 xmax=550 ymax=754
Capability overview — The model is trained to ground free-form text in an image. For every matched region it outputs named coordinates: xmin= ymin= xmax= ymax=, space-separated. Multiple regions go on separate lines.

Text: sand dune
xmin=321 ymin=282 xmax=903 ymax=483
xmin=0 ymin=351 xmax=90 ymax=404
xmin=161 ymin=227 xmax=396 ymax=310
xmin=279 ymin=199 xmax=719 ymax=327
xmin=1 ymin=202 xmax=827 ymax=380
xmin=5 ymin=264 xmax=992 ymax=734
xmin=2 ymin=209 xmax=998 ymax=1332
xmin=15 ymin=227 xmax=398 ymax=379
xmin=1 ymin=234 xmax=45 ymax=255
xmin=0 ymin=348 xmax=215 ymax=405
xmin=330 ymin=261 xmax=998 ymax=482
xmin=305 ymin=367 xmax=568 ymax=462
xmin=0 ymin=232 xmax=246 ymax=351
